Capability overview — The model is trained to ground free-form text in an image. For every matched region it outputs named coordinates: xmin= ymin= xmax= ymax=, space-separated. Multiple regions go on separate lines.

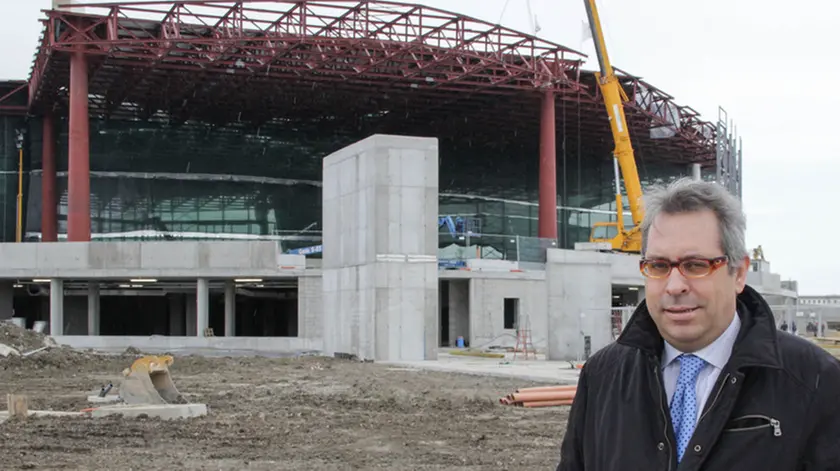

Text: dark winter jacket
xmin=557 ymin=285 xmax=840 ymax=471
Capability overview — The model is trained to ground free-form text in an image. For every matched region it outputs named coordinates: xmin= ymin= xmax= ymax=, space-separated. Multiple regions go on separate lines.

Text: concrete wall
xmin=322 ymin=134 xmax=439 ymax=362
xmin=0 ymin=241 xmax=305 ymax=278
xmin=298 ymin=274 xmax=323 ymax=340
xmin=546 ymin=249 xmax=612 ymax=361
xmin=469 ymin=277 xmax=547 ymax=349
xmin=53 ymin=335 xmax=321 ymax=354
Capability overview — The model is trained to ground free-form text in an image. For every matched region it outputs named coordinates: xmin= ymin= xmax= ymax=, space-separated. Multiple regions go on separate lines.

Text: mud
xmin=0 ymin=349 xmax=570 ymax=470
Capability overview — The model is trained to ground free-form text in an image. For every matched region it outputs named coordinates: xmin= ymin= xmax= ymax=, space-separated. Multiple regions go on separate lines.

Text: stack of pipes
xmin=499 ymin=385 xmax=576 ymax=408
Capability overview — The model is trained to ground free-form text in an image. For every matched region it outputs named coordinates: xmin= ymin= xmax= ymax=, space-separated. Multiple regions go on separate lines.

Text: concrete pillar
xmin=41 ymin=113 xmax=57 ymax=242
xmin=67 ymin=51 xmax=91 ymax=242
xmin=0 ymin=281 xmax=13 ymax=320
xmin=196 ymin=278 xmax=209 ymax=337
xmin=224 ymin=280 xmax=235 ymax=336
xmin=87 ymin=282 xmax=99 ymax=335
xmin=691 ymin=163 xmax=702 ymax=181
xmin=322 ymin=135 xmax=439 ymax=361
xmin=546 ymin=249 xmax=612 ymax=360
xmin=538 ymin=90 xmax=558 ymax=240
xmin=49 ymin=279 xmax=64 ymax=335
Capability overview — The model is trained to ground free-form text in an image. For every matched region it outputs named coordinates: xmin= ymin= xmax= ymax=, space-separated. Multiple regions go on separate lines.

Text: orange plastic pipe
xmin=512 ymin=390 xmax=576 ymax=403
xmin=516 ymin=385 xmax=577 ymax=393
xmin=523 ymin=399 xmax=574 ymax=408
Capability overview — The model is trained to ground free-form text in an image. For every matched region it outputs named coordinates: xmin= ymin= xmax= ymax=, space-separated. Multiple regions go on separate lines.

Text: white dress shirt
xmin=661 ymin=312 xmax=741 ymax=424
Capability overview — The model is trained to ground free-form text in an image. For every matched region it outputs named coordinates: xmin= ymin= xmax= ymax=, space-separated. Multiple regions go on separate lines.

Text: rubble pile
xmin=0 ymin=321 xmax=92 ymax=369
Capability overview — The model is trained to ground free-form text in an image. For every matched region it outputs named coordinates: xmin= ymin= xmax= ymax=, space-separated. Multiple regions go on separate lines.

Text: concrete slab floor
xmin=382 ymin=352 xmax=582 ymax=385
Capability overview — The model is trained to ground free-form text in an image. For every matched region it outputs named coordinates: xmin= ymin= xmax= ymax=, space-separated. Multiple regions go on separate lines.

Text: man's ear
xmin=734 ymin=255 xmax=750 ymax=293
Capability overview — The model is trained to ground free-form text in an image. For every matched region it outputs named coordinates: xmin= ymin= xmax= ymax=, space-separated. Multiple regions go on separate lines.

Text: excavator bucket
xmin=119 ymin=355 xmax=185 ymax=405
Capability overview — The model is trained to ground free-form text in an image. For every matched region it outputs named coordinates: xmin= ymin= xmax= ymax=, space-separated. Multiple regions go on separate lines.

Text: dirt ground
xmin=0 ymin=328 xmax=570 ymax=470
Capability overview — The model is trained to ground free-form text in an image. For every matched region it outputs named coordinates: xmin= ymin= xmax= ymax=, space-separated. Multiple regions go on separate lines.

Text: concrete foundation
xmin=85 ymin=403 xmax=208 ymax=420
xmin=322 ymin=134 xmax=439 ymax=361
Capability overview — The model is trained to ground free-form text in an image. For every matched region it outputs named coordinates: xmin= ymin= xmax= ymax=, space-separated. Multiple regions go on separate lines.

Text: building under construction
xmin=0 ymin=1 xmax=770 ymax=361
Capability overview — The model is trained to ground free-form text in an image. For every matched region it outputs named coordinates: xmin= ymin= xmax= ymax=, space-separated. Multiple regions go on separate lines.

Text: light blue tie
xmin=670 ymin=354 xmax=706 ymax=462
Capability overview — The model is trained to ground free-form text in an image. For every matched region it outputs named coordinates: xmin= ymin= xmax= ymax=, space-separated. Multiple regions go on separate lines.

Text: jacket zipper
xmin=697 ymin=372 xmax=730 ymax=425
xmin=653 ymin=366 xmax=672 ymax=471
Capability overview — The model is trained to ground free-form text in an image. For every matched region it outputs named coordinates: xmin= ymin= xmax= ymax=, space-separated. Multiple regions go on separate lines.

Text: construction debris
xmin=499 ymin=385 xmax=577 ymax=408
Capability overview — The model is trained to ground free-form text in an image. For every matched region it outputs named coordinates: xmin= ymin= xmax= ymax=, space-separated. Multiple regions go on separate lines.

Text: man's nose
xmin=665 ymin=270 xmax=690 ymax=296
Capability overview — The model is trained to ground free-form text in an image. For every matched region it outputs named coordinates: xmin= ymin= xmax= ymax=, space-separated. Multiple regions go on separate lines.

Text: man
xmin=557 ymin=178 xmax=840 ymax=470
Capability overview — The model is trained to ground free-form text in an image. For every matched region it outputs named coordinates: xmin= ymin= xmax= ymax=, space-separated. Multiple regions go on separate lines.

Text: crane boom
xmin=584 ymin=0 xmax=644 ymax=253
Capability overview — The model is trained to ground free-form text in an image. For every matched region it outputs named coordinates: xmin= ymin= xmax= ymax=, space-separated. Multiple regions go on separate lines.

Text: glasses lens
xmin=680 ymin=259 xmax=712 ymax=277
xmin=643 ymin=260 xmax=671 ymax=277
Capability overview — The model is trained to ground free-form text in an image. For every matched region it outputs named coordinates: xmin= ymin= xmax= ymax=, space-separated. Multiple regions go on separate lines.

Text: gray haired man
xmin=557 ymin=178 xmax=840 ymax=470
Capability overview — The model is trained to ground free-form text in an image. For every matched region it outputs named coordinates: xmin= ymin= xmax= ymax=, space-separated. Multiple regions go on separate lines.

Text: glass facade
xmin=11 ymin=115 xmax=701 ymax=252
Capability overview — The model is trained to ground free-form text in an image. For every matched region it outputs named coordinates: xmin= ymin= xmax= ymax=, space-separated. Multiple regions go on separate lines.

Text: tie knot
xmin=678 ymin=353 xmax=706 ymax=374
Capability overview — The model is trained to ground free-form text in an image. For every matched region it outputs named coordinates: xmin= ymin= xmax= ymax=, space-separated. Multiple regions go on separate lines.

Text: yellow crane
xmin=583 ymin=0 xmax=644 ymax=253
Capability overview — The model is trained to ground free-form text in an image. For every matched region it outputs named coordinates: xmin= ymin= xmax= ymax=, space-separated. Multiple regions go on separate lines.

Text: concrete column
xmin=224 ymin=280 xmax=235 ymax=336
xmin=196 ymin=278 xmax=209 ymax=337
xmin=67 ymin=51 xmax=91 ymax=242
xmin=546 ymin=249 xmax=612 ymax=361
xmin=538 ymin=90 xmax=558 ymax=240
xmin=41 ymin=113 xmax=57 ymax=242
xmin=691 ymin=163 xmax=702 ymax=181
xmin=87 ymin=282 xmax=100 ymax=335
xmin=322 ymin=135 xmax=439 ymax=361
xmin=0 ymin=281 xmax=13 ymax=320
xmin=49 ymin=279 xmax=64 ymax=336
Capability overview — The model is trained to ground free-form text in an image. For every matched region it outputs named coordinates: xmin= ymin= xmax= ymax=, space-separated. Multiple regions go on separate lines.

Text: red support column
xmin=67 ymin=51 xmax=91 ymax=242
xmin=538 ymin=90 xmax=558 ymax=240
xmin=41 ymin=113 xmax=57 ymax=242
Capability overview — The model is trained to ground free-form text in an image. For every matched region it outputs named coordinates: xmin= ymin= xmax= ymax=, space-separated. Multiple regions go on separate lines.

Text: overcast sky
xmin=0 ymin=0 xmax=835 ymax=295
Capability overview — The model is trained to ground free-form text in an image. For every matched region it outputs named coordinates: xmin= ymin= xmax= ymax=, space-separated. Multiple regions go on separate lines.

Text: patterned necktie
xmin=670 ymin=354 xmax=706 ymax=462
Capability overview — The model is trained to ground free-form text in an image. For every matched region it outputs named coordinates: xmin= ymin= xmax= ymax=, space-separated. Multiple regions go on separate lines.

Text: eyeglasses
xmin=639 ymin=256 xmax=728 ymax=279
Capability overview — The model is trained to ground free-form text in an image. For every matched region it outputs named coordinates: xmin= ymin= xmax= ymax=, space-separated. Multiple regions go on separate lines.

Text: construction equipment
xmin=119 ymin=355 xmax=185 ymax=405
xmin=584 ymin=0 xmax=645 ymax=253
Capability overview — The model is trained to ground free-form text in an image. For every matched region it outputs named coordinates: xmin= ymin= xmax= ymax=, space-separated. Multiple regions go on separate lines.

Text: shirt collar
xmin=662 ymin=312 xmax=741 ymax=370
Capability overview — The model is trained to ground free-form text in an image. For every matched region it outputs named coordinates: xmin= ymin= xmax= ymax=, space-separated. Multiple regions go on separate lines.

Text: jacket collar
xmin=617 ymin=285 xmax=782 ymax=370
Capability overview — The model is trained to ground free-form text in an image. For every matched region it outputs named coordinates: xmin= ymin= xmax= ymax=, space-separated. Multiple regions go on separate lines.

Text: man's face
xmin=644 ymin=210 xmax=749 ymax=353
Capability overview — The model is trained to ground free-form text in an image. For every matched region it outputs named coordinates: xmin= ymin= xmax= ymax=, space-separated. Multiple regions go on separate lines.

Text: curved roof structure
xmin=25 ymin=0 xmax=716 ymax=163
